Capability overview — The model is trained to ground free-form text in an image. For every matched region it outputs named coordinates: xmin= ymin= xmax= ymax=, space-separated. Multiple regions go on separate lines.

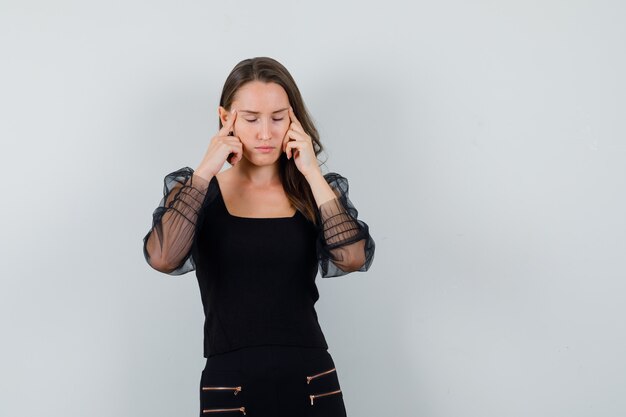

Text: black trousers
xmin=199 ymin=345 xmax=348 ymax=417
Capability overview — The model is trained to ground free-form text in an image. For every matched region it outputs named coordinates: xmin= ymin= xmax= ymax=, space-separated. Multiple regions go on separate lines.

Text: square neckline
xmin=212 ymin=175 xmax=298 ymax=220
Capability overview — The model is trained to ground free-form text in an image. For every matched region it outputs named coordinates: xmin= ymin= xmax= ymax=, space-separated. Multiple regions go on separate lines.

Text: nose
xmin=259 ymin=119 xmax=271 ymax=140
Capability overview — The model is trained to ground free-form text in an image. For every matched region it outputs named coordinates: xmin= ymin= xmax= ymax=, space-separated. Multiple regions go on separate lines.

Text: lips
xmin=255 ymin=146 xmax=275 ymax=153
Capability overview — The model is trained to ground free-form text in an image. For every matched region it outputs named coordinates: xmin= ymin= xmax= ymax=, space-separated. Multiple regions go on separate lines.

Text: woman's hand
xmin=282 ymin=107 xmax=321 ymax=179
xmin=195 ymin=109 xmax=243 ymax=179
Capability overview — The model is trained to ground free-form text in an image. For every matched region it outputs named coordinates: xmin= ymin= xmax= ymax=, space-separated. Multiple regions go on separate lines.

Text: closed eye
xmin=244 ymin=117 xmax=285 ymax=123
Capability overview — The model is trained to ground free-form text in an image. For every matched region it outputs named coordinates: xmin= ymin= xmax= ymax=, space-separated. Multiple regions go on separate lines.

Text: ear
xmin=218 ymin=106 xmax=229 ymax=127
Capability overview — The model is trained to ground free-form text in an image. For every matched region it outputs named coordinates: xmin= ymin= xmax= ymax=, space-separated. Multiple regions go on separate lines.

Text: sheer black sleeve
xmin=142 ymin=167 xmax=214 ymax=275
xmin=315 ymin=172 xmax=376 ymax=278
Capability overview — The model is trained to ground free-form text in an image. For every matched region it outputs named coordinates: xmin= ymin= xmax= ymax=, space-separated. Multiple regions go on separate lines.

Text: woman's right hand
xmin=195 ymin=109 xmax=242 ymax=179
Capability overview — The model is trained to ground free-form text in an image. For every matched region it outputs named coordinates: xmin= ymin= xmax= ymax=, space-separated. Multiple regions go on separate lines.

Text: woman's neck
xmin=229 ymin=158 xmax=282 ymax=187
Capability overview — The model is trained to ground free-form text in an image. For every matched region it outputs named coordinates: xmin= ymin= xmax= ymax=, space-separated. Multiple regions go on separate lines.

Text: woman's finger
xmin=288 ymin=107 xmax=303 ymax=130
xmin=285 ymin=128 xmax=308 ymax=143
xmin=285 ymin=139 xmax=301 ymax=160
xmin=282 ymin=129 xmax=291 ymax=153
xmin=282 ymin=126 xmax=300 ymax=152
xmin=284 ymin=135 xmax=310 ymax=160
xmin=226 ymin=138 xmax=242 ymax=164
xmin=218 ymin=109 xmax=237 ymax=136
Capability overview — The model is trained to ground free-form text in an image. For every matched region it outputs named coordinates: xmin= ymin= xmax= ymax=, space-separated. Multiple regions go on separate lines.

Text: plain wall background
xmin=1 ymin=1 xmax=625 ymax=416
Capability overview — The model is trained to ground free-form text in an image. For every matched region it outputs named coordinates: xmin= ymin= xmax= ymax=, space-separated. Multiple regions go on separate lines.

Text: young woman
xmin=142 ymin=57 xmax=375 ymax=417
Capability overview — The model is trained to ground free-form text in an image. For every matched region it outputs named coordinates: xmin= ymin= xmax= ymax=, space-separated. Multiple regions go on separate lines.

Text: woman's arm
xmin=143 ymin=168 xmax=211 ymax=275
xmin=306 ymin=171 xmax=375 ymax=277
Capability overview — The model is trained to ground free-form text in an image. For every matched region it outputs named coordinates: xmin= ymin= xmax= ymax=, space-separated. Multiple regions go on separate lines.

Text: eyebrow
xmin=239 ymin=107 xmax=289 ymax=115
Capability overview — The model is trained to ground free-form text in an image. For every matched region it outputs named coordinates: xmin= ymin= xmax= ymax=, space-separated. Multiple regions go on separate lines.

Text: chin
xmin=243 ymin=153 xmax=281 ymax=166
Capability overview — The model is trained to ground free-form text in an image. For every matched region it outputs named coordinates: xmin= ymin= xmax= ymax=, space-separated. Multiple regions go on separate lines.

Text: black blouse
xmin=142 ymin=167 xmax=375 ymax=357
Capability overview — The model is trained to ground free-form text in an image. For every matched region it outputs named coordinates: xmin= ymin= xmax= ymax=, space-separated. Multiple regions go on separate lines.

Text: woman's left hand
xmin=283 ymin=107 xmax=321 ymax=179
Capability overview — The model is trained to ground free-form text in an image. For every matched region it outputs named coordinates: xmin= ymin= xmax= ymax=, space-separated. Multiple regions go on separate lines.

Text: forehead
xmin=233 ymin=81 xmax=289 ymax=110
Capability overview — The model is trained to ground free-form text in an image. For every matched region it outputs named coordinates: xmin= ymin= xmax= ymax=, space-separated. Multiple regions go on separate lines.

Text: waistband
xmin=204 ymin=344 xmax=331 ymax=377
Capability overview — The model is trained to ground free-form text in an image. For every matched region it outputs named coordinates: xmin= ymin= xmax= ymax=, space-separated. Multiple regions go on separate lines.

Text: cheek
xmin=273 ymin=121 xmax=289 ymax=136
xmin=234 ymin=121 xmax=254 ymax=138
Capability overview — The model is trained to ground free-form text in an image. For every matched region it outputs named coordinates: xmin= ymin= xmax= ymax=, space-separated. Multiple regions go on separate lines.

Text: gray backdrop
xmin=2 ymin=1 xmax=625 ymax=416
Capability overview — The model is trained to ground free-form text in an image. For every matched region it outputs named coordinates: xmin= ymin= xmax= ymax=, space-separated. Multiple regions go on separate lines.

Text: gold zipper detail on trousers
xmin=201 ymin=386 xmax=242 ymax=395
xmin=310 ymin=389 xmax=342 ymax=405
xmin=201 ymin=406 xmax=246 ymax=415
xmin=306 ymin=367 xmax=336 ymax=384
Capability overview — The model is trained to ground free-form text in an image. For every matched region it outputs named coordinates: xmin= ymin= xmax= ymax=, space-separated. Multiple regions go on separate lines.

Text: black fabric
xmin=143 ymin=167 xmax=375 ymax=357
xmin=142 ymin=168 xmax=213 ymax=275
xmin=199 ymin=345 xmax=347 ymax=417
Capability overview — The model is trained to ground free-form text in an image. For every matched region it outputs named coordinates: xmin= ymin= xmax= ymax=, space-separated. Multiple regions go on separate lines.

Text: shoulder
xmin=215 ymin=168 xmax=234 ymax=187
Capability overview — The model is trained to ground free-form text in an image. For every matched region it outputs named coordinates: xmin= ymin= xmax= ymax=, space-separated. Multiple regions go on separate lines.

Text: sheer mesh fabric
xmin=142 ymin=167 xmax=214 ymax=275
xmin=143 ymin=167 xmax=375 ymax=278
xmin=316 ymin=172 xmax=375 ymax=278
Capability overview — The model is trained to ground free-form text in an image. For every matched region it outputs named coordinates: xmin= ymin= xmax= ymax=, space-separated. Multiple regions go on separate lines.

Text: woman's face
xmin=219 ymin=80 xmax=291 ymax=166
